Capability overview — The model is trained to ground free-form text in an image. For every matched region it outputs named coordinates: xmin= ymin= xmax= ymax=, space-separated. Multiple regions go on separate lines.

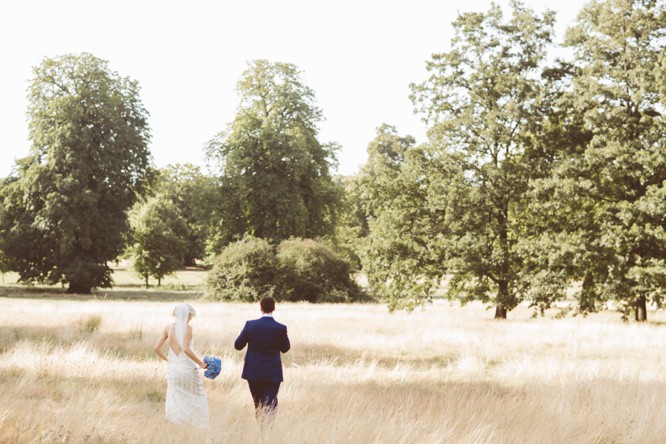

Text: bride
xmin=154 ymin=303 xmax=209 ymax=428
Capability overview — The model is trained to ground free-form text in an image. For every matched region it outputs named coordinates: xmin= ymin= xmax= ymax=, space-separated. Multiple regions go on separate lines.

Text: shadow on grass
xmin=282 ymin=342 xmax=459 ymax=370
xmin=1 ymin=323 xmax=455 ymax=370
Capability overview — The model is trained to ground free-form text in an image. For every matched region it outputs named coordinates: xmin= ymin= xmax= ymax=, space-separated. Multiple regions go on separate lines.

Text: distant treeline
xmin=1 ymin=0 xmax=664 ymax=320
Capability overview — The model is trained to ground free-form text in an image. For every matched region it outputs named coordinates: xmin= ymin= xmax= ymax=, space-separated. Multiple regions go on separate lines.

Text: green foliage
xmin=325 ymin=175 xmax=368 ymax=271
xmin=205 ymin=60 xmax=341 ymax=247
xmin=206 ymin=235 xmax=363 ymax=303
xmin=206 ymin=235 xmax=278 ymax=301
xmin=0 ymin=249 xmax=10 ymax=284
xmin=154 ymin=164 xmax=220 ymax=265
xmin=409 ymin=2 xmax=555 ymax=317
xmin=0 ymin=53 xmax=151 ymax=293
xmin=128 ymin=194 xmax=188 ymax=287
xmin=355 ymin=125 xmax=451 ymax=311
xmin=529 ymin=0 xmax=666 ymax=320
xmin=514 ymin=59 xmax=595 ymax=315
xmin=277 ymin=238 xmax=363 ymax=303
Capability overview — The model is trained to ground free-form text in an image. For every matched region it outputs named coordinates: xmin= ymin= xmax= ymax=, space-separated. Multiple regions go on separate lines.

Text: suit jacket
xmin=234 ymin=316 xmax=290 ymax=382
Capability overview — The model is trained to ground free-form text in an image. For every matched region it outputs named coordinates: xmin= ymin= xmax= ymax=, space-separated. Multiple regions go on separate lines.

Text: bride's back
xmin=167 ymin=323 xmax=185 ymax=358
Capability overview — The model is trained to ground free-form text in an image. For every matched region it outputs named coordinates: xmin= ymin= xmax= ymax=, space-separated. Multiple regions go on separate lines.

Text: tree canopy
xmin=355 ymin=124 xmax=451 ymax=310
xmin=410 ymin=2 xmax=556 ymax=318
xmin=534 ymin=0 xmax=666 ymax=320
xmin=205 ymin=60 xmax=341 ymax=247
xmin=153 ymin=164 xmax=219 ymax=264
xmin=127 ymin=193 xmax=188 ymax=287
xmin=0 ymin=53 xmax=151 ymax=293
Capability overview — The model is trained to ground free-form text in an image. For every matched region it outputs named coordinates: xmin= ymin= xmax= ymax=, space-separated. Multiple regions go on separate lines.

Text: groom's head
xmin=260 ymin=297 xmax=276 ymax=314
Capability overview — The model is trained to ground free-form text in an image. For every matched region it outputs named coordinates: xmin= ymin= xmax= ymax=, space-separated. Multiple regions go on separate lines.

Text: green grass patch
xmin=110 ymin=266 xmax=207 ymax=289
xmin=0 ymin=267 xmax=208 ymax=301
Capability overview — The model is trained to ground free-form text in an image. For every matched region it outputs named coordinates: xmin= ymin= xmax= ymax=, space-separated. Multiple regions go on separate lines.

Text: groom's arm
xmin=280 ymin=326 xmax=290 ymax=353
xmin=234 ymin=322 xmax=250 ymax=350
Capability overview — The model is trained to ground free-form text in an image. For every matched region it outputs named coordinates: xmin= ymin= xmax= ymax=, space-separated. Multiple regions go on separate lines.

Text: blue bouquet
xmin=203 ymin=356 xmax=221 ymax=380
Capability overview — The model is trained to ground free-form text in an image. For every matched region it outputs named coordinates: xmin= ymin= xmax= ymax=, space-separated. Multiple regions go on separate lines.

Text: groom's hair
xmin=260 ymin=297 xmax=275 ymax=313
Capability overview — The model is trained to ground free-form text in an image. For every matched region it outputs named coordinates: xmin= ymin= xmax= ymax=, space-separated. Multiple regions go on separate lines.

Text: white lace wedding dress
xmin=165 ymin=323 xmax=209 ymax=428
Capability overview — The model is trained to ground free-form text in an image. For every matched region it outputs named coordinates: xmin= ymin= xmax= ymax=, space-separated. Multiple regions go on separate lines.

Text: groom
xmin=234 ymin=297 xmax=290 ymax=417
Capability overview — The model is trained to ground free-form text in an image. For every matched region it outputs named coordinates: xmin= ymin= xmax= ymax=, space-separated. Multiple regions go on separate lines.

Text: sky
xmin=0 ymin=0 xmax=584 ymax=179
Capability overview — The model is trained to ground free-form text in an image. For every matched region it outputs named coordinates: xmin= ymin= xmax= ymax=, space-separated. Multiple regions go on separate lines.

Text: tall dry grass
xmin=1 ymin=298 xmax=665 ymax=443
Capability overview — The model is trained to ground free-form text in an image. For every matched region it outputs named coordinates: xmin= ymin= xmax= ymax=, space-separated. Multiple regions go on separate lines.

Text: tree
xmin=548 ymin=0 xmax=666 ymax=321
xmin=0 ymin=177 xmax=13 ymax=284
xmin=410 ymin=2 xmax=555 ymax=318
xmin=355 ymin=125 xmax=452 ymax=310
xmin=326 ymin=174 xmax=368 ymax=271
xmin=128 ymin=194 xmax=188 ymax=287
xmin=0 ymin=53 xmax=151 ymax=293
xmin=515 ymin=61 xmax=596 ymax=315
xmin=205 ymin=60 xmax=341 ymax=247
xmin=154 ymin=164 xmax=220 ymax=265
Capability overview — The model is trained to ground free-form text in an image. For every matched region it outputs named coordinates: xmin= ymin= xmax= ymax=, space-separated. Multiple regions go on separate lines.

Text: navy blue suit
xmin=234 ymin=315 xmax=290 ymax=414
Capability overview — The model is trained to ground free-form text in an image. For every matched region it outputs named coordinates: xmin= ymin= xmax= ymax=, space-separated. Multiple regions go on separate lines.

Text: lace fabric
xmin=165 ymin=304 xmax=209 ymax=428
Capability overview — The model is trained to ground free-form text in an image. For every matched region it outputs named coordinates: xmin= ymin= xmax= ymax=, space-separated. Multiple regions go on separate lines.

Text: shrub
xmin=206 ymin=235 xmax=278 ymax=301
xmin=277 ymin=238 xmax=363 ymax=303
xmin=206 ymin=236 xmax=367 ymax=303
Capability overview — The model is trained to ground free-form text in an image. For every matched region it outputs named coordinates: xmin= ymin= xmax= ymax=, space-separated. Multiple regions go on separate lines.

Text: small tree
xmin=155 ymin=164 xmax=220 ymax=266
xmin=128 ymin=194 xmax=187 ymax=287
xmin=355 ymin=125 xmax=451 ymax=311
xmin=0 ymin=249 xmax=10 ymax=285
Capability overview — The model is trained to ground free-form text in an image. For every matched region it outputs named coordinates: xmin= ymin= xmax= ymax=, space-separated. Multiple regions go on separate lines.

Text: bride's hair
xmin=172 ymin=304 xmax=196 ymax=317
xmin=171 ymin=304 xmax=196 ymax=349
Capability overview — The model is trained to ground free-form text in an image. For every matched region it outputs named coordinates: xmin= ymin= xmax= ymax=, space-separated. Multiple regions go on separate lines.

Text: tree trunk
xmin=635 ymin=296 xmax=647 ymax=322
xmin=144 ymin=275 xmax=149 ymax=289
xmin=158 ymin=277 xmax=161 ymax=287
xmin=494 ymin=305 xmax=507 ymax=319
xmin=184 ymin=255 xmax=196 ymax=267
xmin=495 ymin=201 xmax=510 ymax=321
xmin=67 ymin=282 xmax=92 ymax=294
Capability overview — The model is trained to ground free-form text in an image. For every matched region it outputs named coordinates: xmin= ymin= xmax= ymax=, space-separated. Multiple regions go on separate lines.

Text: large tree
xmin=0 ymin=53 xmax=151 ymax=293
xmin=410 ymin=2 xmax=555 ymax=318
xmin=205 ymin=60 xmax=341 ymax=247
xmin=545 ymin=0 xmax=666 ymax=321
xmin=515 ymin=61 xmax=595 ymax=315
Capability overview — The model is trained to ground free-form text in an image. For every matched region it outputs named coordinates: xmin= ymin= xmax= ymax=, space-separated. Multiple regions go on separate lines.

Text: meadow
xmin=1 ymin=270 xmax=665 ymax=443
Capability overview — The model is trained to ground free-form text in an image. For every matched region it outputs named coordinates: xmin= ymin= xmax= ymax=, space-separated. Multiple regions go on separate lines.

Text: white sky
xmin=0 ymin=0 xmax=583 ymax=178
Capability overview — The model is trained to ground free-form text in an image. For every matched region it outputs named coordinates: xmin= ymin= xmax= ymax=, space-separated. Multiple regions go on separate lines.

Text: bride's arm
xmin=153 ymin=325 xmax=169 ymax=362
xmin=183 ymin=326 xmax=208 ymax=369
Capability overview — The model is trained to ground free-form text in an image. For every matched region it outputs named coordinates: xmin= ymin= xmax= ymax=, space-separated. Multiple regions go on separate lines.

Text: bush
xmin=276 ymin=238 xmax=364 ymax=303
xmin=206 ymin=236 xmax=366 ymax=303
xmin=206 ymin=235 xmax=278 ymax=301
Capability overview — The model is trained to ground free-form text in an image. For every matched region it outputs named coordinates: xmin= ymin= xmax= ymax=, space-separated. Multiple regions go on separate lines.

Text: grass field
xmin=1 ymin=283 xmax=666 ymax=443
xmin=0 ymin=266 xmax=206 ymax=301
